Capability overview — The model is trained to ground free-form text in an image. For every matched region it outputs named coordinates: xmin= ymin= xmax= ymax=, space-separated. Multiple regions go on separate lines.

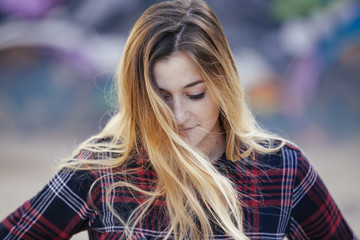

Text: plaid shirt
xmin=0 ymin=143 xmax=356 ymax=239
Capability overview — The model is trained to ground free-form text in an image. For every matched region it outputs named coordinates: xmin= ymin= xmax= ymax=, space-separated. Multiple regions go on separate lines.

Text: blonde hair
xmin=65 ymin=0 xmax=283 ymax=239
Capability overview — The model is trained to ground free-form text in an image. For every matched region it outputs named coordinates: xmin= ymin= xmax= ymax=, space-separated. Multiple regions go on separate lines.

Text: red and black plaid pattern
xmin=0 ymin=143 xmax=356 ymax=239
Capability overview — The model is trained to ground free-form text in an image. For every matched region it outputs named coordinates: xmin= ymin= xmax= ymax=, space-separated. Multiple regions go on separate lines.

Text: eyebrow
xmin=158 ymin=80 xmax=204 ymax=91
xmin=184 ymin=80 xmax=204 ymax=88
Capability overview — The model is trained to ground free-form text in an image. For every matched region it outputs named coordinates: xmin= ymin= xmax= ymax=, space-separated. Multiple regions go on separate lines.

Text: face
xmin=153 ymin=52 xmax=224 ymax=159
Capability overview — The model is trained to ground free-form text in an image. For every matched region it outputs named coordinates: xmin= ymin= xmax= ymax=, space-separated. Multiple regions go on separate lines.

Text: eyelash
xmin=161 ymin=92 xmax=206 ymax=102
xmin=188 ymin=92 xmax=205 ymax=101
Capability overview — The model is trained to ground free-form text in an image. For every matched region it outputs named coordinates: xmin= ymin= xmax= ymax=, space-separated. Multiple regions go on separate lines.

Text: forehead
xmin=153 ymin=52 xmax=204 ymax=90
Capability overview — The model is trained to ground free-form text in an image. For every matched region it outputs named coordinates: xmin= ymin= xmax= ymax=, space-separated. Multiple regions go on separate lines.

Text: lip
xmin=180 ymin=126 xmax=195 ymax=134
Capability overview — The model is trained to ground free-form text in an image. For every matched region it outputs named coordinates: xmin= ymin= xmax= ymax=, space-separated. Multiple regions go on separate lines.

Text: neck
xmin=204 ymin=133 xmax=226 ymax=162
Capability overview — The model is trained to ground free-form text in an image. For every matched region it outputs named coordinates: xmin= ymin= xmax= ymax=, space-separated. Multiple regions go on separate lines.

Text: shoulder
xmin=57 ymin=137 xmax=119 ymax=192
xmin=244 ymin=142 xmax=315 ymax=191
xmin=255 ymin=142 xmax=319 ymax=200
xmin=74 ymin=136 xmax=120 ymax=160
xmin=256 ymin=142 xmax=309 ymax=171
xmin=67 ymin=136 xmax=152 ymax=185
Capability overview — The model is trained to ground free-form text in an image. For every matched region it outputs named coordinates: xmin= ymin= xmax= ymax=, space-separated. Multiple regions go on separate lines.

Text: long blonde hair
xmin=66 ymin=0 xmax=283 ymax=239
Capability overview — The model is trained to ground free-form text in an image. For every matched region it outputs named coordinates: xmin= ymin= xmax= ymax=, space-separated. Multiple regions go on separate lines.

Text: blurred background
xmin=0 ymin=0 xmax=359 ymax=238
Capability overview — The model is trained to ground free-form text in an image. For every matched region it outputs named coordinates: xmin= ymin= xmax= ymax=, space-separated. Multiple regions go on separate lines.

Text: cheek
xmin=197 ymin=98 xmax=219 ymax=123
xmin=208 ymin=107 xmax=220 ymax=125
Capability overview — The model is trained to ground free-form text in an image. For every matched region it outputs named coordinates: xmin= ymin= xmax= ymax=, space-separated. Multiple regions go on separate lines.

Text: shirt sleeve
xmin=287 ymin=147 xmax=356 ymax=240
xmin=0 ymin=167 xmax=98 ymax=240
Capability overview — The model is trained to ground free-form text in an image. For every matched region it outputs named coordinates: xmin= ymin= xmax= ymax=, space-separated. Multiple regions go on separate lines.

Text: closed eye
xmin=162 ymin=95 xmax=171 ymax=101
xmin=188 ymin=92 xmax=205 ymax=101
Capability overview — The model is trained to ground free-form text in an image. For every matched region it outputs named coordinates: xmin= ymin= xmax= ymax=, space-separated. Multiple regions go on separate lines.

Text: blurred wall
xmin=0 ymin=0 xmax=359 ymax=238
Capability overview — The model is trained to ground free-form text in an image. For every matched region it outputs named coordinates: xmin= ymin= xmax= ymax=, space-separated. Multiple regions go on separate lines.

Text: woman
xmin=0 ymin=0 xmax=356 ymax=239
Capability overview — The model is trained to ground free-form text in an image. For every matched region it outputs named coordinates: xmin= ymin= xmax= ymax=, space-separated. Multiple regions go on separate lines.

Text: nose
xmin=172 ymin=98 xmax=189 ymax=125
